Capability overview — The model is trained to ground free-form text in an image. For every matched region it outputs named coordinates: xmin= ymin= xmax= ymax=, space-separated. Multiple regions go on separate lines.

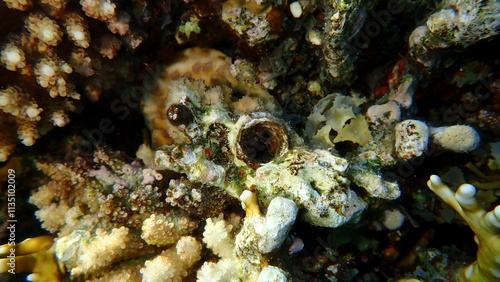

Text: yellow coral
xmin=427 ymin=175 xmax=500 ymax=281
xmin=3 ymin=0 xmax=33 ymax=11
xmin=239 ymin=190 xmax=261 ymax=217
xmin=25 ymin=13 xmax=63 ymax=47
xmin=0 ymin=235 xmax=63 ymax=282
xmin=80 ymin=0 xmax=116 ymax=21
xmin=306 ymin=93 xmax=371 ymax=148
xmin=1 ymin=43 xmax=27 ymax=71
xmin=63 ymin=12 xmax=91 ymax=49
xmin=333 ymin=115 xmax=372 ymax=146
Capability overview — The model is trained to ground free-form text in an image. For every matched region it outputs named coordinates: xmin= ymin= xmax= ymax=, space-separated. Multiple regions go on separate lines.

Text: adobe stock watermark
xmin=2 ymin=169 xmax=17 ymax=274
xmin=78 ymin=65 xmax=162 ymax=154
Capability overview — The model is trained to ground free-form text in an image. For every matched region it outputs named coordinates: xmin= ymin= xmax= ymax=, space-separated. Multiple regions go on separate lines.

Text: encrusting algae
xmin=1 ymin=0 xmax=500 ymax=281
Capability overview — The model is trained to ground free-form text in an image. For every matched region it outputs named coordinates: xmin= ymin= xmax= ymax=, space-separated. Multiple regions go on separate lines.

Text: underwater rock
xmin=322 ymin=0 xmax=376 ymax=84
xmin=153 ymin=76 xmax=366 ymax=228
xmin=409 ymin=0 xmax=500 ymax=68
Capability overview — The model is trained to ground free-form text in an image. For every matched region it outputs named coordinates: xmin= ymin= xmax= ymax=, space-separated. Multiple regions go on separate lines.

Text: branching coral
xmin=0 ymin=0 xmax=156 ymax=162
xmin=198 ymin=191 xmax=294 ymax=281
xmin=63 ymin=12 xmax=91 ymax=49
xmin=3 ymin=0 xmax=33 ymax=11
xmin=80 ymin=0 xmax=116 ymax=21
xmin=22 ymin=148 xmax=203 ymax=279
xmin=0 ymin=8 xmax=80 ymax=161
xmin=140 ymin=236 xmax=202 ymax=282
xmin=0 ymin=86 xmax=43 ymax=161
xmin=1 ymin=0 xmax=499 ymax=281
xmin=427 ymin=175 xmax=500 ymax=281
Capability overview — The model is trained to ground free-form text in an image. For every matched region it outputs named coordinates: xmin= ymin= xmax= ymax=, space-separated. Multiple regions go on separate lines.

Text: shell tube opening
xmin=236 ymin=119 xmax=288 ymax=169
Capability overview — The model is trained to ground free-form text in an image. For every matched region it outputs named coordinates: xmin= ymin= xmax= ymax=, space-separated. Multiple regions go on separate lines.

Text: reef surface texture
xmin=1 ymin=0 xmax=500 ymax=281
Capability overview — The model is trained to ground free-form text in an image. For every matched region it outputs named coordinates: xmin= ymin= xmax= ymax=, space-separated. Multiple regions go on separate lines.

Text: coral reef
xmin=1 ymin=0 xmax=499 ymax=281
xmin=140 ymin=236 xmax=202 ymax=282
xmin=0 ymin=0 xmax=170 ymax=161
xmin=22 ymin=148 xmax=209 ymax=280
xmin=142 ymin=47 xmax=280 ymax=148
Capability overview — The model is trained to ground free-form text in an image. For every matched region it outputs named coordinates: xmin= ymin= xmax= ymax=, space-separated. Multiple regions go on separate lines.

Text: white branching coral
xmin=2 ymin=0 xmax=33 ymax=11
xmin=140 ymin=212 xmax=198 ymax=247
xmin=141 ymin=236 xmax=202 ymax=282
xmin=63 ymin=13 xmax=91 ymax=48
xmin=34 ymin=54 xmax=79 ymax=99
xmin=25 ymin=13 xmax=63 ymax=47
xmin=1 ymin=43 xmax=27 ymax=71
xmin=0 ymin=86 xmax=42 ymax=158
xmin=0 ymin=86 xmax=42 ymax=121
xmin=80 ymin=0 xmax=116 ymax=21
xmin=39 ymin=0 xmax=69 ymax=15
xmin=25 ymin=149 xmax=208 ymax=280
xmin=198 ymin=192 xmax=295 ymax=281
xmin=198 ymin=215 xmax=241 ymax=281
xmin=203 ymin=216 xmax=237 ymax=259
xmin=55 ymin=227 xmax=131 ymax=276
xmin=427 ymin=175 xmax=500 ymax=281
